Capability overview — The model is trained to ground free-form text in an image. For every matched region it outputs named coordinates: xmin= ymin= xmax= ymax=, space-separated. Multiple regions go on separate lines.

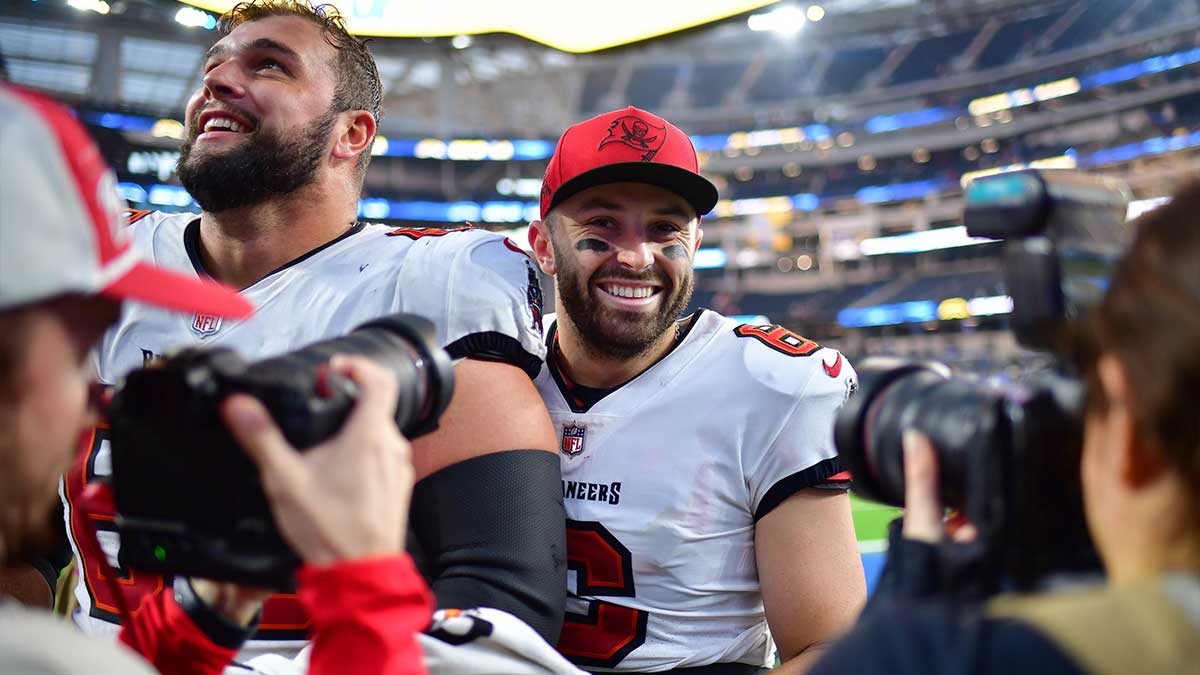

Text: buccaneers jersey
xmin=535 ymin=310 xmax=855 ymax=671
xmin=62 ymin=210 xmax=546 ymax=660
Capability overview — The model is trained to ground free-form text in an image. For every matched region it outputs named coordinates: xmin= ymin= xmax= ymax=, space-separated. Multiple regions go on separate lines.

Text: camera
xmin=835 ymin=169 xmax=1129 ymax=588
xmin=106 ymin=313 xmax=455 ymax=587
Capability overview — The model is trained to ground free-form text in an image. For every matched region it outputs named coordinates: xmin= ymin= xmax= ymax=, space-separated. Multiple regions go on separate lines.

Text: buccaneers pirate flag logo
xmin=598 ymin=115 xmax=667 ymax=161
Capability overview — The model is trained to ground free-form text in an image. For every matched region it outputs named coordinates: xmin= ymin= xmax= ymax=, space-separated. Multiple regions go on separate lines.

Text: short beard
xmin=176 ymin=108 xmax=338 ymax=213
xmin=552 ymin=239 xmax=694 ymax=359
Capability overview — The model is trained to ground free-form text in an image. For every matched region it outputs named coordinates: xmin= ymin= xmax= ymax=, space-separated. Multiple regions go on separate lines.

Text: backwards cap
xmin=540 ymin=106 xmax=718 ymax=220
xmin=0 ymin=86 xmax=252 ymax=319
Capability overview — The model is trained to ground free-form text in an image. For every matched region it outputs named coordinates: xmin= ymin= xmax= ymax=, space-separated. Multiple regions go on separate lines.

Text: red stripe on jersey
xmin=125 ymin=209 xmax=154 ymax=226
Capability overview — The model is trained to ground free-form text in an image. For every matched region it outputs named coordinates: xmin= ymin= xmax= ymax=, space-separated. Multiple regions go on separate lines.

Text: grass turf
xmin=850 ymin=493 xmax=901 ymax=543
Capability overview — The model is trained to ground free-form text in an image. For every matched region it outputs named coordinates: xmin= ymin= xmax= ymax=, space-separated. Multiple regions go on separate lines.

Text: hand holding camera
xmin=222 ymin=354 xmax=412 ymax=567
xmin=106 ymin=313 xmax=455 ymax=587
xmin=181 ymin=354 xmax=416 ymax=628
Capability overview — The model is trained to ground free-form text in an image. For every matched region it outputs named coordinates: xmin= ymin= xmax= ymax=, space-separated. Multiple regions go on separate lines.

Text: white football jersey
xmin=535 ymin=310 xmax=855 ymax=672
xmin=62 ymin=211 xmax=547 ymax=660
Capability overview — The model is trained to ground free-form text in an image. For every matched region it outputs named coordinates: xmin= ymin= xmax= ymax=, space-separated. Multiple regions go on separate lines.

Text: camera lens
xmin=348 ymin=314 xmax=456 ymax=438
xmin=246 ymin=313 xmax=456 ymax=439
xmin=834 ymin=358 xmax=1005 ymax=510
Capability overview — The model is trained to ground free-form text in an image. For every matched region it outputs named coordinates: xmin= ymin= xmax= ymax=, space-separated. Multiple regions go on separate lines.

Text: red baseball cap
xmin=540 ymin=106 xmax=718 ymax=220
xmin=0 ymin=85 xmax=252 ymax=319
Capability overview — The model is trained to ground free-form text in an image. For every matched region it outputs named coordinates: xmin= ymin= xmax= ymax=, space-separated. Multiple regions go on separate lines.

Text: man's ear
xmin=331 ymin=110 xmax=377 ymax=164
xmin=528 ymin=219 xmax=556 ymax=275
xmin=694 ymin=224 xmax=704 ymax=252
xmin=1096 ymin=354 xmax=1165 ymax=488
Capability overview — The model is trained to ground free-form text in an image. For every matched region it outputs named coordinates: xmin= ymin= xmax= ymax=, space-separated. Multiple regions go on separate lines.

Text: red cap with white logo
xmin=540 ymin=106 xmax=718 ymax=220
xmin=0 ymin=86 xmax=252 ymax=319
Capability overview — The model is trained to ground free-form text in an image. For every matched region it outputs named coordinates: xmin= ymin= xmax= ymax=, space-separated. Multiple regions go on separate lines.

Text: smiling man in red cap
xmin=529 ymin=107 xmax=866 ymax=674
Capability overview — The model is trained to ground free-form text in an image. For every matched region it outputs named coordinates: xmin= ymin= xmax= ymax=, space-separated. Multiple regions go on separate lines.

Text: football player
xmin=528 ymin=107 xmax=867 ymax=673
xmin=59 ymin=0 xmax=565 ymax=662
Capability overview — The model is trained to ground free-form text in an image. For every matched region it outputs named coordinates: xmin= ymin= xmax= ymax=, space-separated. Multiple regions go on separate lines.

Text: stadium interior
xmin=4 ymin=0 xmax=1198 ymax=587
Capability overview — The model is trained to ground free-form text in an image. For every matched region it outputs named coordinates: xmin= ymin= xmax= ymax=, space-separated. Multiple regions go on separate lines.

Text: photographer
xmin=811 ymin=181 xmax=1200 ymax=675
xmin=0 ymin=85 xmax=431 ymax=674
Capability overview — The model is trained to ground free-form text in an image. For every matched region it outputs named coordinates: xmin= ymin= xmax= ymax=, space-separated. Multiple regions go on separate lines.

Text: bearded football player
xmin=59 ymin=0 xmax=566 ymax=664
xmin=529 ymin=107 xmax=867 ymax=674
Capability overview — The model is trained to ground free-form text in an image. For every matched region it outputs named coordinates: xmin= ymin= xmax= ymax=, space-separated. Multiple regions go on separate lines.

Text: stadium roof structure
xmin=179 ymin=0 xmax=781 ymax=53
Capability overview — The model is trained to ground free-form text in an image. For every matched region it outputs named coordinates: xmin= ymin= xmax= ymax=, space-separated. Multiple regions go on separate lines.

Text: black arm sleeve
xmin=407 ymin=449 xmax=567 ymax=644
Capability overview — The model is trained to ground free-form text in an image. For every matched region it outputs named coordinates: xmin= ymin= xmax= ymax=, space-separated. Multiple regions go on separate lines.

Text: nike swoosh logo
xmin=823 ymin=353 xmax=843 ymax=378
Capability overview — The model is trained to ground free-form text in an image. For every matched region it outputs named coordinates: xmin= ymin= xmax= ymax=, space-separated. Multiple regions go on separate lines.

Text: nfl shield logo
xmin=561 ymin=423 xmax=586 ymax=457
xmin=191 ymin=313 xmax=223 ymax=335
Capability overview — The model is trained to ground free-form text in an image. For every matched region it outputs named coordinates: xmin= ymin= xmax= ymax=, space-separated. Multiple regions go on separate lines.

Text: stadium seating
xmin=690 ymin=61 xmax=748 ymax=108
xmin=888 ymin=30 xmax=978 ymax=86
xmin=820 ymin=46 xmax=889 ymax=94
xmin=858 ymin=268 xmax=1006 ymax=307
xmin=746 ymin=55 xmax=813 ymax=104
xmin=1049 ymin=2 xmax=1129 ymax=54
xmin=626 ymin=63 xmax=680 ymax=112
xmin=579 ymin=66 xmax=619 ymax=113
xmin=976 ymin=11 xmax=1064 ymax=70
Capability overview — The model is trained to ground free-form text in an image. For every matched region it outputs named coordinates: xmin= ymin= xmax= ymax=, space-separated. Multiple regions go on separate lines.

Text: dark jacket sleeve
xmin=864 ymin=518 xmax=1004 ymax=618
xmin=811 ymin=602 xmax=1087 ymax=675
xmin=407 ymin=449 xmax=567 ymax=644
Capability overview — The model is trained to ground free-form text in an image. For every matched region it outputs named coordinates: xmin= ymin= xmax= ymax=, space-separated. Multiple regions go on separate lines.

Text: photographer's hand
xmin=901 ymin=430 xmax=978 ymax=544
xmin=221 ymin=354 xmax=413 ymax=566
xmin=901 ymin=430 xmax=944 ymax=544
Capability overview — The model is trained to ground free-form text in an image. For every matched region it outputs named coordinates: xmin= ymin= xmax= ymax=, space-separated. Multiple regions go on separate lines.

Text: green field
xmin=850 ymin=494 xmax=901 ymax=544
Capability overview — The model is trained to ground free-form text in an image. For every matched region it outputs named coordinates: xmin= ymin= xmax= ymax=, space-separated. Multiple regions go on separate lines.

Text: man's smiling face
xmin=541 ymin=182 xmax=703 ymax=358
xmin=177 ymin=15 xmax=341 ymax=212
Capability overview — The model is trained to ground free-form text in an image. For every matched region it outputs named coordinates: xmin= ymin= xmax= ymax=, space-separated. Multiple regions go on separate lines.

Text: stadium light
xmin=68 ymin=0 xmax=110 ymax=14
xmin=370 ymin=136 xmax=390 ymax=156
xmin=693 ymin=248 xmax=729 ymax=269
xmin=859 ymin=226 xmax=996 ymax=256
xmin=747 ymin=4 xmax=806 ymax=34
xmin=175 ymin=6 xmax=217 ymax=29
xmin=805 ymin=5 xmax=824 ymax=21
xmin=180 ymin=0 xmax=779 ymax=53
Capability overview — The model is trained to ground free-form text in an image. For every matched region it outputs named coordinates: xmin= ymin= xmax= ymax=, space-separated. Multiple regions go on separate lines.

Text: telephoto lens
xmin=239 ymin=313 xmax=456 ymax=440
xmin=833 ymin=357 xmax=1009 ymax=514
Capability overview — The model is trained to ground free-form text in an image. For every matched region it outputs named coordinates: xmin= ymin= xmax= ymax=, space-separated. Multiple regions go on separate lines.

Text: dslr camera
xmin=835 ymin=169 xmax=1130 ymax=589
xmin=105 ymin=313 xmax=455 ymax=587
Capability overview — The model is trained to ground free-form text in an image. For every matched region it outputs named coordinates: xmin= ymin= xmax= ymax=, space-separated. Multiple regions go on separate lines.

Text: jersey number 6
xmin=557 ymin=520 xmax=648 ymax=668
xmin=734 ymin=323 xmax=820 ymax=357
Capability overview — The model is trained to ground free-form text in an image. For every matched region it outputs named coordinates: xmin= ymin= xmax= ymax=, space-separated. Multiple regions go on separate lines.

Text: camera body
xmin=835 ymin=170 xmax=1129 ymax=588
xmin=107 ymin=313 xmax=455 ymax=587
xmin=965 ymin=169 xmax=1129 ymax=353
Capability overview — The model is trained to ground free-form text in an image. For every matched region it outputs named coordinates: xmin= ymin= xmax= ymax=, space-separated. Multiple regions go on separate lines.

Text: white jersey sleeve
xmin=391 ymin=229 xmax=546 ymax=378
xmin=738 ymin=338 xmax=857 ymax=520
